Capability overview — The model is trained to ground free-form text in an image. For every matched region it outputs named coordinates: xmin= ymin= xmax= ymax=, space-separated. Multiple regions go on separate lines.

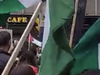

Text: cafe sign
xmin=7 ymin=15 xmax=31 ymax=25
xmin=7 ymin=17 xmax=28 ymax=23
xmin=7 ymin=15 xmax=41 ymax=31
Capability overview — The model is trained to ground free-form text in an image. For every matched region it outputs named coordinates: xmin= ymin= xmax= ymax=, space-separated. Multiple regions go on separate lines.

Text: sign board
xmin=7 ymin=15 xmax=32 ymax=26
xmin=0 ymin=29 xmax=13 ymax=53
xmin=6 ymin=15 xmax=44 ymax=31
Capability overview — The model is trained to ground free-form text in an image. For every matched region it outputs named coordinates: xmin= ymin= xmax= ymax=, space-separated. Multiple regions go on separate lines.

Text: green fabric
xmin=0 ymin=0 xmax=25 ymax=13
xmin=70 ymin=18 xmax=100 ymax=75
xmin=0 ymin=14 xmax=10 ymax=27
xmin=39 ymin=0 xmax=74 ymax=75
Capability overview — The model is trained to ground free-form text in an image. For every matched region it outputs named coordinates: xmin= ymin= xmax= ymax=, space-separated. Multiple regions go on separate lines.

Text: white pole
xmin=1 ymin=2 xmax=43 ymax=75
xmin=98 ymin=43 xmax=100 ymax=69
xmin=95 ymin=0 xmax=98 ymax=15
xmin=69 ymin=0 xmax=79 ymax=48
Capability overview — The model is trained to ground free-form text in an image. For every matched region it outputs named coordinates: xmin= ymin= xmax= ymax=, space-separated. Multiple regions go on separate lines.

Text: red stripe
xmin=29 ymin=65 xmax=38 ymax=75
xmin=29 ymin=34 xmax=34 ymax=42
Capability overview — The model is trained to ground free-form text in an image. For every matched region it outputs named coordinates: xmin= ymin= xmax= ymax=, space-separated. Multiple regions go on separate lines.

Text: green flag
xmin=0 ymin=0 xmax=41 ymax=28
xmin=0 ymin=14 xmax=9 ymax=27
xmin=70 ymin=18 xmax=100 ymax=75
xmin=39 ymin=0 xmax=74 ymax=75
xmin=0 ymin=0 xmax=40 ymax=13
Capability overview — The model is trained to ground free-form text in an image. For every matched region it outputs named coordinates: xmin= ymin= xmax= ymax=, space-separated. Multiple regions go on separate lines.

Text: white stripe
xmin=32 ymin=38 xmax=41 ymax=47
xmin=98 ymin=43 xmax=100 ymax=69
xmin=18 ymin=0 xmax=41 ymax=8
xmin=42 ymin=0 xmax=50 ymax=50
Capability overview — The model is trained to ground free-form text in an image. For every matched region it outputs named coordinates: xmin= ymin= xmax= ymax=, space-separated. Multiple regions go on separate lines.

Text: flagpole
xmin=1 ymin=2 xmax=43 ymax=75
xmin=69 ymin=0 xmax=79 ymax=48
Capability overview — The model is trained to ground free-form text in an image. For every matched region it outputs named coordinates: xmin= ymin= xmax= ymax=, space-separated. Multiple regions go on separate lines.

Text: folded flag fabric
xmin=0 ymin=13 xmax=10 ymax=26
xmin=70 ymin=18 xmax=100 ymax=75
xmin=39 ymin=0 xmax=74 ymax=75
xmin=32 ymin=38 xmax=41 ymax=47
xmin=0 ymin=0 xmax=41 ymax=13
xmin=29 ymin=34 xmax=41 ymax=47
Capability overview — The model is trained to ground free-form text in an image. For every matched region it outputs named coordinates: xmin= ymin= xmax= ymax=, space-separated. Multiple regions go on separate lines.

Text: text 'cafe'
xmin=6 ymin=15 xmax=39 ymax=39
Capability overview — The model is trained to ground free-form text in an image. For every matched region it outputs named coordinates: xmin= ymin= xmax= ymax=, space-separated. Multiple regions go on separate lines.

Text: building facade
xmin=5 ymin=0 xmax=100 ymax=40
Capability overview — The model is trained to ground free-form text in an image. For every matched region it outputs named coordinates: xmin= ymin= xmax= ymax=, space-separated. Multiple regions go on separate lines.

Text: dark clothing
xmin=39 ymin=27 xmax=44 ymax=42
xmin=0 ymin=49 xmax=10 ymax=75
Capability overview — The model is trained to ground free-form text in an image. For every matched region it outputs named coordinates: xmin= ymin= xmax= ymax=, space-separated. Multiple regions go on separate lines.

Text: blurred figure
xmin=37 ymin=47 xmax=41 ymax=57
xmin=18 ymin=50 xmax=38 ymax=68
xmin=36 ymin=47 xmax=41 ymax=66
xmin=18 ymin=40 xmax=28 ymax=57
xmin=0 ymin=31 xmax=11 ymax=74
xmin=30 ymin=43 xmax=37 ymax=56
xmin=9 ymin=64 xmax=38 ymax=75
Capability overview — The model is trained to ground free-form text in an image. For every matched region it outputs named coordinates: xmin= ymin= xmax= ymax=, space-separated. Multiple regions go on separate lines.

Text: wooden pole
xmin=1 ymin=2 xmax=43 ymax=75
xmin=72 ymin=0 xmax=87 ymax=46
xmin=69 ymin=0 xmax=79 ymax=48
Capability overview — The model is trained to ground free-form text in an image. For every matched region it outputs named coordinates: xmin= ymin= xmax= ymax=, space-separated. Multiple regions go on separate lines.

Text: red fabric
xmin=29 ymin=65 xmax=38 ymax=75
xmin=29 ymin=34 xmax=34 ymax=42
